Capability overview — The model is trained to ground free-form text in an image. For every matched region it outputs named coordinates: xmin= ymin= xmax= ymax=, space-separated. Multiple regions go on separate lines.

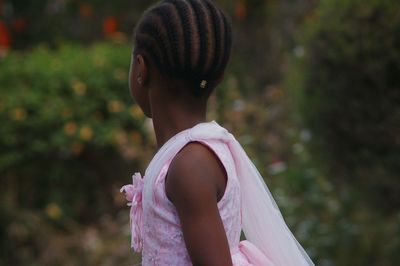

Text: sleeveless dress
xmin=121 ymin=122 xmax=271 ymax=265
xmin=121 ymin=121 xmax=313 ymax=265
xmin=142 ymin=138 xmax=251 ymax=265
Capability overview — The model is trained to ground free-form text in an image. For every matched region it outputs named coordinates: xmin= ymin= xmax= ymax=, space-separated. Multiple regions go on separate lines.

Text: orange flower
xmin=71 ymin=80 xmax=87 ymax=96
xmin=79 ymin=3 xmax=93 ymax=17
xmin=45 ymin=203 xmax=62 ymax=219
xmin=108 ymin=100 xmax=124 ymax=113
xmin=64 ymin=122 xmax=77 ymax=136
xmin=10 ymin=107 xmax=27 ymax=121
xmin=103 ymin=16 xmax=117 ymax=36
xmin=0 ymin=20 xmax=10 ymax=48
xmin=234 ymin=1 xmax=248 ymax=21
xmin=80 ymin=125 xmax=94 ymax=141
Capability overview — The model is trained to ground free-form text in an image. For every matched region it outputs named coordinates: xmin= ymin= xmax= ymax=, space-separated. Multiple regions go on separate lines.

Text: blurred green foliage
xmin=290 ymin=0 xmax=400 ymax=209
xmin=285 ymin=0 xmax=400 ymax=264
xmin=0 ymin=42 xmax=150 ymax=264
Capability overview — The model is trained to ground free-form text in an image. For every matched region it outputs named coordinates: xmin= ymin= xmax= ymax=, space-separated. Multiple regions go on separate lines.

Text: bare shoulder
xmin=165 ymin=142 xmax=233 ymax=265
xmin=165 ymin=141 xmax=227 ymax=206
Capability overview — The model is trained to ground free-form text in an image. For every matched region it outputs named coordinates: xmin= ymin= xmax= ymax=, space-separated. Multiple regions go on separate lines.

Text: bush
xmin=0 ymin=41 xmax=152 ymax=264
xmin=289 ymin=0 xmax=400 ymax=210
xmin=0 ymin=42 xmax=148 ymax=223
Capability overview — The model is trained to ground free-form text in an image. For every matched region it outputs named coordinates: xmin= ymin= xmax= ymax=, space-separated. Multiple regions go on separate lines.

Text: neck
xmin=149 ymin=94 xmax=208 ymax=148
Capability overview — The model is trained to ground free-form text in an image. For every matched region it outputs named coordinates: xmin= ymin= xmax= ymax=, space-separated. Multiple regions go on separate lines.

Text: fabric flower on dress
xmin=120 ymin=172 xmax=144 ymax=252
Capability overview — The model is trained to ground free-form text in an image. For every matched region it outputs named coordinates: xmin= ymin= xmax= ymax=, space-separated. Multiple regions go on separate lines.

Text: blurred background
xmin=0 ymin=0 xmax=399 ymax=265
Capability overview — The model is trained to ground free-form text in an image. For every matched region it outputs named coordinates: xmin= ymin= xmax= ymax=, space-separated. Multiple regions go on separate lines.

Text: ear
xmin=136 ymin=54 xmax=149 ymax=86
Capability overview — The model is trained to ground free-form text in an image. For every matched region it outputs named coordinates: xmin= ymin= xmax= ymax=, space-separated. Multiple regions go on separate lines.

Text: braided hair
xmin=133 ymin=0 xmax=232 ymax=97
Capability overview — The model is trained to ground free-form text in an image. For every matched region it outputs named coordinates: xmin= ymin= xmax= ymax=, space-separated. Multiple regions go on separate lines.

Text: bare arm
xmin=165 ymin=142 xmax=233 ymax=266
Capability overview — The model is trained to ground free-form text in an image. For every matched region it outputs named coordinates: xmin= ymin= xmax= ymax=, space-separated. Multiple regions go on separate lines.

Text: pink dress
xmin=121 ymin=125 xmax=271 ymax=265
xmin=121 ymin=121 xmax=314 ymax=265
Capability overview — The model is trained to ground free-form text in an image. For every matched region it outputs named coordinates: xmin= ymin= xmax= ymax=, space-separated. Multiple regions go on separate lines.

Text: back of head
xmin=133 ymin=0 xmax=233 ymax=97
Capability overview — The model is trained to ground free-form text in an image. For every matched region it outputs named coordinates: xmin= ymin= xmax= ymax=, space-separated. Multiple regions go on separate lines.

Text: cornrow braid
xmin=186 ymin=0 xmax=208 ymax=78
xmin=219 ymin=10 xmax=232 ymax=76
xmin=204 ymin=0 xmax=222 ymax=76
xmin=133 ymin=0 xmax=232 ymax=97
xmin=167 ymin=0 xmax=192 ymax=72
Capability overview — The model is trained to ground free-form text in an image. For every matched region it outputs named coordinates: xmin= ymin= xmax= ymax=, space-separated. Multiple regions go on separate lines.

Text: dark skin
xmin=129 ymin=51 xmax=233 ymax=266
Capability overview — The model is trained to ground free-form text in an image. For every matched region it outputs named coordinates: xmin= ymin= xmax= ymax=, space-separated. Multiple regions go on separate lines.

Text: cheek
xmin=129 ymin=62 xmax=144 ymax=106
xmin=129 ymin=71 xmax=142 ymax=106
xmin=129 ymin=60 xmax=137 ymax=99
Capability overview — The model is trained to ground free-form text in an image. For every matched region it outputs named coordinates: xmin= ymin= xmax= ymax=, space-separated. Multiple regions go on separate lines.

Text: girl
xmin=120 ymin=0 xmax=314 ymax=265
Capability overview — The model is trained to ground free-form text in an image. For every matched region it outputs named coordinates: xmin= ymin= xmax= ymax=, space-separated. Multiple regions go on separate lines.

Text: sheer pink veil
xmin=144 ymin=120 xmax=314 ymax=265
xmin=189 ymin=121 xmax=314 ymax=266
